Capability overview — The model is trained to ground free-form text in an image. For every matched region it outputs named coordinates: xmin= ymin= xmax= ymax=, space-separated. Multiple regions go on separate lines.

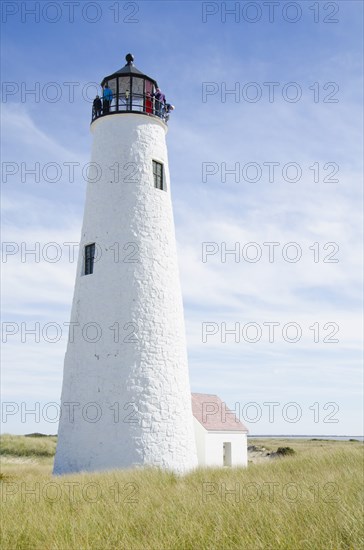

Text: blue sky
xmin=1 ymin=0 xmax=363 ymax=435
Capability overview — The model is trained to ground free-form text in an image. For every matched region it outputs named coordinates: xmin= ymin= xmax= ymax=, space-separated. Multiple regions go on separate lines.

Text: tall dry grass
xmin=1 ymin=434 xmax=57 ymax=458
xmin=1 ymin=436 xmax=363 ymax=549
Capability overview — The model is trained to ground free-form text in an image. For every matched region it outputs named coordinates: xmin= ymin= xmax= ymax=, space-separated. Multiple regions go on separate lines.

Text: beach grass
xmin=1 ymin=435 xmax=363 ymax=549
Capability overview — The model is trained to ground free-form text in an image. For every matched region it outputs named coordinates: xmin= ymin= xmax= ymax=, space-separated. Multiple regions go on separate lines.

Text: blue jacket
xmin=103 ymin=87 xmax=113 ymax=102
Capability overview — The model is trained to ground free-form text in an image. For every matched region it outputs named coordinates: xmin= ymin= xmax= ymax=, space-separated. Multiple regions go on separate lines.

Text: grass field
xmin=1 ymin=435 xmax=363 ymax=550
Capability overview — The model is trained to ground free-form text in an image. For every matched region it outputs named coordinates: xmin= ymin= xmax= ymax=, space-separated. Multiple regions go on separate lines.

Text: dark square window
xmin=84 ymin=243 xmax=96 ymax=275
xmin=153 ymin=160 xmax=164 ymax=191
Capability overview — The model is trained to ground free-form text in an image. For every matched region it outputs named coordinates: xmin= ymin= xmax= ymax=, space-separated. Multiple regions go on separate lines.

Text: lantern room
xmin=91 ymin=53 xmax=167 ymax=123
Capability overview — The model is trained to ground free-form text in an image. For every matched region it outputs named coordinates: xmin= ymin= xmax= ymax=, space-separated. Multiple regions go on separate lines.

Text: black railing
xmin=91 ymin=92 xmax=170 ymax=124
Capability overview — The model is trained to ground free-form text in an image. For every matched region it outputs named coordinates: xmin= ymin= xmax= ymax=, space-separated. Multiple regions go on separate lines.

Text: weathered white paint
xmin=193 ymin=417 xmax=248 ymax=467
xmin=54 ymin=113 xmax=198 ymax=475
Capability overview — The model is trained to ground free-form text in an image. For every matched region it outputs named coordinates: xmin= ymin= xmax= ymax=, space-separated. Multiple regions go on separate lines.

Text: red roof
xmin=191 ymin=393 xmax=248 ymax=433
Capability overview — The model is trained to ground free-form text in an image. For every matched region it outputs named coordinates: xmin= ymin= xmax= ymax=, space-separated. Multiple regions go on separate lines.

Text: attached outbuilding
xmin=192 ymin=393 xmax=249 ymax=467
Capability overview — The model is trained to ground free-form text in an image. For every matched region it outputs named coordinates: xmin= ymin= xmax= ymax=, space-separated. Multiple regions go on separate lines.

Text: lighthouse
xmin=53 ymin=54 xmax=198 ymax=475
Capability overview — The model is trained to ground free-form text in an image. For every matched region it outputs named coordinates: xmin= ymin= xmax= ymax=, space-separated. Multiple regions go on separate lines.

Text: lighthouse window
xmin=84 ymin=243 xmax=96 ymax=275
xmin=153 ymin=160 xmax=164 ymax=191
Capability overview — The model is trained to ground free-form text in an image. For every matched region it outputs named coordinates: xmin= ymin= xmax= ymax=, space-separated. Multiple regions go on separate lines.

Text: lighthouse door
xmin=145 ymin=80 xmax=153 ymax=114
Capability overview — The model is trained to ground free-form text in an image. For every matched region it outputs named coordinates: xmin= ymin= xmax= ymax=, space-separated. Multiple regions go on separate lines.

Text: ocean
xmin=249 ymin=435 xmax=364 ymax=441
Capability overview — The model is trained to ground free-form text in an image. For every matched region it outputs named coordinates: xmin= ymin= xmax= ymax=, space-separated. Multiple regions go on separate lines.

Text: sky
xmin=1 ymin=0 xmax=363 ymax=436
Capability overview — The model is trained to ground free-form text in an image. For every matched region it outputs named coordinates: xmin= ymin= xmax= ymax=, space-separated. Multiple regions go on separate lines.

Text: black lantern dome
xmin=91 ymin=54 xmax=165 ymax=123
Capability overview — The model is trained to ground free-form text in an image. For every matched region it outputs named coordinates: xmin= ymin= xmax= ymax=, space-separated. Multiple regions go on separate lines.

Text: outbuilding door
xmin=223 ymin=442 xmax=232 ymax=466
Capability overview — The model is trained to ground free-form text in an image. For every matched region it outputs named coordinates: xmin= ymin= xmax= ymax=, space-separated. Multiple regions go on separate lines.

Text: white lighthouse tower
xmin=53 ymin=54 xmax=198 ymax=475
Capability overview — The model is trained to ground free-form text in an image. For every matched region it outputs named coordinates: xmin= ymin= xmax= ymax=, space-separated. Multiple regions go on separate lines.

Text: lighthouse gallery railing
xmin=91 ymin=92 xmax=169 ymax=124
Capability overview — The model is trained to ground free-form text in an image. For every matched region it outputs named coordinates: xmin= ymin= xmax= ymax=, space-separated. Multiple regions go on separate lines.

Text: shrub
xmin=276 ymin=446 xmax=295 ymax=456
